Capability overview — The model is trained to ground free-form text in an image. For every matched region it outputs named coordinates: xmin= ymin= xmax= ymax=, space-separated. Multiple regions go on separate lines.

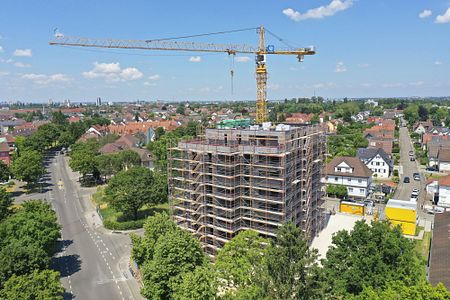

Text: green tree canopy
xmin=262 ymin=222 xmax=324 ymax=300
xmin=172 ymin=266 xmax=217 ymax=300
xmin=0 ymin=187 xmax=12 ymax=221
xmin=0 ymin=161 xmax=11 ymax=182
xmin=215 ymin=230 xmax=269 ymax=294
xmin=69 ymin=139 xmax=100 ymax=177
xmin=11 ymin=150 xmax=45 ymax=184
xmin=0 ymin=200 xmax=61 ymax=256
xmin=105 ymin=166 xmax=156 ymax=220
xmin=140 ymin=228 xmax=206 ymax=299
xmin=0 ymin=269 xmax=64 ymax=300
xmin=322 ymin=220 xmax=423 ymax=297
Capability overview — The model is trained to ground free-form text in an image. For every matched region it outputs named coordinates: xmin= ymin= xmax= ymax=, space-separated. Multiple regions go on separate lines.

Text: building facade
xmin=168 ymin=124 xmax=326 ymax=256
xmin=325 ymin=157 xmax=372 ymax=199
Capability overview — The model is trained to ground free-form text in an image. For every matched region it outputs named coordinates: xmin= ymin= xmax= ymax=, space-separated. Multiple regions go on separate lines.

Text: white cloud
xmin=13 ymin=49 xmax=32 ymax=57
xmin=357 ymin=63 xmax=369 ymax=68
xmin=235 ymin=56 xmax=251 ymax=63
xmin=120 ymin=67 xmax=143 ymax=81
xmin=144 ymin=81 xmax=157 ymax=87
xmin=14 ymin=62 xmax=31 ymax=68
xmin=335 ymin=61 xmax=347 ymax=73
xmin=148 ymin=74 xmax=160 ymax=80
xmin=82 ymin=62 xmax=143 ymax=82
xmin=283 ymin=0 xmax=353 ymax=21
xmin=435 ymin=61 xmax=442 ymax=65
xmin=361 ymin=83 xmax=373 ymax=88
xmin=0 ymin=46 xmax=3 ymax=53
xmin=189 ymin=56 xmax=201 ymax=63
xmin=381 ymin=83 xmax=406 ymax=88
xmin=0 ymin=71 xmax=9 ymax=77
xmin=409 ymin=81 xmax=425 ymax=86
xmin=419 ymin=10 xmax=432 ymax=18
xmin=436 ymin=7 xmax=450 ymax=24
xmin=22 ymin=73 xmax=72 ymax=85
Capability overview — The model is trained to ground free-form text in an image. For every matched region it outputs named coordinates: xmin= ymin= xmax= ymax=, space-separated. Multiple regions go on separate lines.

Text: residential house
xmin=0 ymin=142 xmax=11 ymax=165
xmin=108 ymin=120 xmax=179 ymax=135
xmin=367 ymin=138 xmax=393 ymax=156
xmin=427 ymin=137 xmax=450 ymax=168
xmin=426 ymin=175 xmax=450 ymax=207
xmin=357 ymin=148 xmax=393 ymax=178
xmin=99 ymin=134 xmax=153 ymax=169
xmin=438 ymin=148 xmax=450 ymax=172
xmin=77 ymin=125 xmax=109 ymax=142
xmin=325 ymin=156 xmax=373 ymax=200
xmin=414 ymin=121 xmax=433 ymax=135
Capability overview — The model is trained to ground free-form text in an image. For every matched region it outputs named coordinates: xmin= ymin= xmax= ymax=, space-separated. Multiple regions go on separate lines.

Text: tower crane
xmin=49 ymin=26 xmax=315 ymax=123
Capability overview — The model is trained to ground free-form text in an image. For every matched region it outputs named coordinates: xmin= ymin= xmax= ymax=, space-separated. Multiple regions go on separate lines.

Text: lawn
xmin=92 ymin=185 xmax=169 ymax=230
xmin=415 ymin=231 xmax=432 ymax=264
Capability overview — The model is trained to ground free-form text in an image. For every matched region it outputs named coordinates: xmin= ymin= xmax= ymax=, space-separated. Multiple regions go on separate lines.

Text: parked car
xmin=403 ymin=176 xmax=410 ymax=183
xmin=408 ymin=150 xmax=414 ymax=156
xmin=426 ymin=166 xmax=439 ymax=172
xmin=410 ymin=156 xmax=415 ymax=161
xmin=411 ymin=189 xmax=419 ymax=198
xmin=413 ymin=173 xmax=420 ymax=181
xmin=426 ymin=206 xmax=445 ymax=214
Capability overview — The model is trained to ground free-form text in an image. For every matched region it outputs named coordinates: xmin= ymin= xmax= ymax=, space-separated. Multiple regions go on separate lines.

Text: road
xmin=19 ymin=151 xmax=144 ymax=300
xmin=395 ymin=126 xmax=434 ymax=223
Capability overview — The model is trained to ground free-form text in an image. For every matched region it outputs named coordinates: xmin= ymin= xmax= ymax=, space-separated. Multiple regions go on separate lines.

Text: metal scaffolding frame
xmin=168 ymin=125 xmax=326 ymax=256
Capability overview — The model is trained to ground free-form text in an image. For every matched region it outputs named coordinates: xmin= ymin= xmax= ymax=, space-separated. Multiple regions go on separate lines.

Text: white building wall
xmin=326 ymin=175 xmax=371 ymax=199
xmin=439 ymin=161 xmax=450 ymax=172
xmin=438 ymin=185 xmax=450 ymax=207
xmin=366 ymin=155 xmax=390 ymax=178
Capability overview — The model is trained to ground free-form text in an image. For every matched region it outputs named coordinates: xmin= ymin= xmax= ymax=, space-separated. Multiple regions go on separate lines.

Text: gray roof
xmin=357 ymin=147 xmax=393 ymax=168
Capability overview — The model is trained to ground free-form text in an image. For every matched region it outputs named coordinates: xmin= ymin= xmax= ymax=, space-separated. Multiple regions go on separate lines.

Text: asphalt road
xmin=395 ymin=126 xmax=434 ymax=223
xmin=21 ymin=151 xmax=144 ymax=300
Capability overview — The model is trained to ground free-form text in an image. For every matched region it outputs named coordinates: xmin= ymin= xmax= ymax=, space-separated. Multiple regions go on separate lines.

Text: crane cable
xmin=145 ymin=27 xmax=258 ymax=42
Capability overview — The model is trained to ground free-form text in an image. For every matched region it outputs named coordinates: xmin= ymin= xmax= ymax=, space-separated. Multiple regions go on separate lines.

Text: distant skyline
xmin=0 ymin=0 xmax=450 ymax=102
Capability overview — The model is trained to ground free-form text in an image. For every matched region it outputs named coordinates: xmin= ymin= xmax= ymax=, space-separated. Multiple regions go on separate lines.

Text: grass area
xmin=91 ymin=185 xmax=169 ymax=230
xmin=415 ymin=231 xmax=432 ymax=264
xmin=425 ymin=173 xmax=446 ymax=180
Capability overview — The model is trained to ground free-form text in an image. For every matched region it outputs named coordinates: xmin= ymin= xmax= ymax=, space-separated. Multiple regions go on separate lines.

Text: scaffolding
xmin=168 ymin=124 xmax=326 ymax=256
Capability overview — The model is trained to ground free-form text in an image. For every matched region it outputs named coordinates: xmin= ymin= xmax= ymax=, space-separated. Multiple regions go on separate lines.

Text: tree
xmin=215 ymin=230 xmax=269 ymax=294
xmin=172 ymin=266 xmax=217 ymax=300
xmin=131 ymin=212 xmax=177 ymax=265
xmin=105 ymin=166 xmax=155 ymax=220
xmin=261 ymin=223 xmax=324 ymax=300
xmin=0 ymin=269 xmax=64 ymax=300
xmin=326 ymin=184 xmax=348 ymax=199
xmin=96 ymin=154 xmax=121 ymax=180
xmin=140 ymin=228 xmax=206 ymax=299
xmin=349 ymin=280 xmax=450 ymax=300
xmin=11 ymin=150 xmax=44 ymax=185
xmin=322 ymin=220 xmax=423 ymax=297
xmin=0 ymin=187 xmax=12 ymax=221
xmin=418 ymin=105 xmax=429 ymax=121
xmin=154 ymin=127 xmax=165 ymax=140
xmin=69 ymin=139 xmax=100 ymax=178
xmin=0 ymin=200 xmax=61 ymax=256
xmin=0 ymin=161 xmax=11 ymax=182
xmin=176 ymin=105 xmax=186 ymax=115
xmin=117 ymin=150 xmax=141 ymax=170
xmin=403 ymin=104 xmax=419 ymax=125
xmin=51 ymin=110 xmax=68 ymax=125
xmin=0 ymin=240 xmax=50 ymax=284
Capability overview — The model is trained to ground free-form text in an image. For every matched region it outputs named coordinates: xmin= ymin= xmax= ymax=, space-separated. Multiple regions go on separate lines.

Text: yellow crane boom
xmin=49 ymin=26 xmax=315 ymax=123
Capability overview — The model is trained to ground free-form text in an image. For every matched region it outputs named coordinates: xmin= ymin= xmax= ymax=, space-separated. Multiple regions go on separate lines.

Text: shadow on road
xmin=52 ymin=254 xmax=82 ymax=277
xmin=63 ymin=292 xmax=75 ymax=300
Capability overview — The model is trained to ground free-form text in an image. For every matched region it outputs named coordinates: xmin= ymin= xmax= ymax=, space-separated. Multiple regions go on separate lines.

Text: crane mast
xmin=49 ymin=26 xmax=315 ymax=123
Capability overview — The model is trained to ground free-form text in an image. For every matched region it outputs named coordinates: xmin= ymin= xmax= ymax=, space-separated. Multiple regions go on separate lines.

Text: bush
xmin=393 ymin=169 xmax=399 ymax=177
xmin=103 ymin=219 xmax=145 ymax=231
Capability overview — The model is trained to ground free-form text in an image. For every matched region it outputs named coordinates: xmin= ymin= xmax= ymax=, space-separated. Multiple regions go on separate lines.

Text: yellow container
xmin=389 ymin=219 xmax=416 ymax=236
xmin=385 ymin=206 xmax=416 ymax=223
xmin=340 ymin=202 xmax=365 ymax=216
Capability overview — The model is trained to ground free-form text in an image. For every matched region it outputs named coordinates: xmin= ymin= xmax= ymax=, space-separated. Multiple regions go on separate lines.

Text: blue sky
xmin=0 ymin=0 xmax=449 ymax=102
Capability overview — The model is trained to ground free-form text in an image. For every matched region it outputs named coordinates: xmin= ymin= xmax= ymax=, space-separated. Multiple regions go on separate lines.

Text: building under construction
xmin=168 ymin=122 xmax=326 ymax=256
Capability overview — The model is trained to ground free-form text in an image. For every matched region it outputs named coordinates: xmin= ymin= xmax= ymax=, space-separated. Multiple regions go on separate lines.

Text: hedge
xmin=103 ymin=219 xmax=146 ymax=231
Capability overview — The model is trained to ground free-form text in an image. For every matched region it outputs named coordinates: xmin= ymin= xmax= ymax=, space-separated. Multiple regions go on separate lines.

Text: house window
xmin=347 ymin=178 xmax=351 ymax=183
xmin=382 ymin=162 xmax=385 ymax=166
xmin=337 ymin=167 xmax=341 ymax=171
xmin=376 ymin=162 xmax=380 ymax=166
xmin=335 ymin=177 xmax=338 ymax=182
xmin=348 ymin=187 xmax=354 ymax=192
xmin=360 ymin=189 xmax=364 ymax=193
xmin=358 ymin=179 xmax=362 ymax=183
